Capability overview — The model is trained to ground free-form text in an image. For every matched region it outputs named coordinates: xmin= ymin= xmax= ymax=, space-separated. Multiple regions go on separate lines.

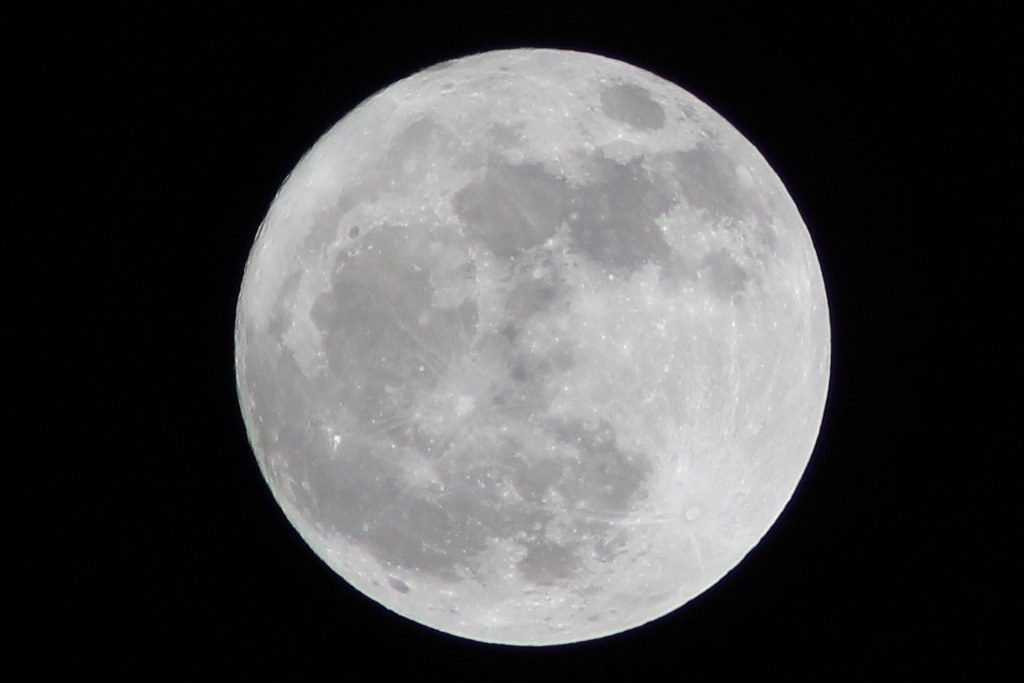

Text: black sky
xmin=10 ymin=4 xmax=1012 ymax=679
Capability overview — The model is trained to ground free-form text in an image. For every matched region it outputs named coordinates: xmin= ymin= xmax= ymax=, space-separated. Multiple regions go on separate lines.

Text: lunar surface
xmin=235 ymin=49 xmax=830 ymax=645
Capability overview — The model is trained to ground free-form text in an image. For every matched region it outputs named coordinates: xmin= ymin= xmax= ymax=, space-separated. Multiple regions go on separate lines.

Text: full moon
xmin=235 ymin=48 xmax=830 ymax=645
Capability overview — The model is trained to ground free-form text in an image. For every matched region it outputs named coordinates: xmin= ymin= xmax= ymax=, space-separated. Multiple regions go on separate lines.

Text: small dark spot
xmin=509 ymin=358 xmax=528 ymax=382
xmin=499 ymin=322 xmax=520 ymax=343
xmin=348 ymin=226 xmax=360 ymax=238
xmin=388 ymin=577 xmax=410 ymax=593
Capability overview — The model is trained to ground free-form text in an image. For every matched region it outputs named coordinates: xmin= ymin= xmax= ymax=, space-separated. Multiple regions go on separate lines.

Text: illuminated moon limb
xmin=235 ymin=48 xmax=830 ymax=646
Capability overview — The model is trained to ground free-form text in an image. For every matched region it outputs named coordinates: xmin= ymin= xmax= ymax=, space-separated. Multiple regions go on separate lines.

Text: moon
xmin=234 ymin=48 xmax=830 ymax=646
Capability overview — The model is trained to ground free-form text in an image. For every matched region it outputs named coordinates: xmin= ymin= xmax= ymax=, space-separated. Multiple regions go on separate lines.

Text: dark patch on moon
xmin=453 ymin=162 xmax=569 ymax=257
xmin=313 ymin=224 xmax=478 ymax=424
xmin=550 ymin=418 xmax=650 ymax=512
xmin=600 ymin=84 xmax=666 ymax=130
xmin=594 ymin=530 xmax=628 ymax=563
xmin=504 ymin=275 xmax=562 ymax=322
xmin=517 ymin=540 xmax=581 ymax=585
xmin=486 ymin=122 xmax=526 ymax=151
xmin=383 ymin=116 xmax=458 ymax=187
xmin=388 ymin=577 xmax=410 ymax=593
xmin=665 ymin=144 xmax=750 ymax=219
xmin=444 ymin=132 xmax=781 ymax=295
xmin=308 ymin=440 xmax=490 ymax=580
xmin=272 ymin=281 xmax=650 ymax=586
xmin=273 ymin=314 xmax=651 ymax=586
xmin=566 ymin=156 xmax=676 ymax=272
xmin=700 ymin=249 xmax=750 ymax=299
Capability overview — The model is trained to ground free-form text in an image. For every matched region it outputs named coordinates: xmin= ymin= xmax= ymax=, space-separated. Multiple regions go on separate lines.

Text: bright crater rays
xmin=235 ymin=48 xmax=830 ymax=645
